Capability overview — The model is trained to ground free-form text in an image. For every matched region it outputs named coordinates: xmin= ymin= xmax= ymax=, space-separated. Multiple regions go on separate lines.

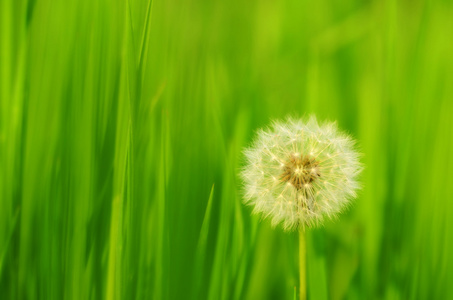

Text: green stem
xmin=299 ymin=229 xmax=306 ymax=300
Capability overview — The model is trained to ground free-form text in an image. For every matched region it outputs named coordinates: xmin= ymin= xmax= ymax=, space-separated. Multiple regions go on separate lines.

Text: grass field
xmin=1 ymin=0 xmax=453 ymax=299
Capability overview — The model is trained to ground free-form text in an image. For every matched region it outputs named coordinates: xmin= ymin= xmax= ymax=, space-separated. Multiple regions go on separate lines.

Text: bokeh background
xmin=1 ymin=0 xmax=453 ymax=299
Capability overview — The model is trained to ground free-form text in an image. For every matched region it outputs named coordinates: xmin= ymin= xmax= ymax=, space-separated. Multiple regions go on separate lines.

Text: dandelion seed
xmin=240 ymin=116 xmax=362 ymax=231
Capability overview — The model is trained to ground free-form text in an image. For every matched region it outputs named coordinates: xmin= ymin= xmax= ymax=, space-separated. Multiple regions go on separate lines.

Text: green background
xmin=1 ymin=0 xmax=452 ymax=299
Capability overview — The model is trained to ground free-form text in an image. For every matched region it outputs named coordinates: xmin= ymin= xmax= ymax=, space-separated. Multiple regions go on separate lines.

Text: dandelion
xmin=240 ymin=116 xmax=362 ymax=300
xmin=241 ymin=116 xmax=361 ymax=230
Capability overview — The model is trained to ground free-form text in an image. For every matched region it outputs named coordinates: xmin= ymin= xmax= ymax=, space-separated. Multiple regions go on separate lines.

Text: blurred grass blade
xmin=0 ymin=209 xmax=19 ymax=279
xmin=193 ymin=184 xmax=215 ymax=299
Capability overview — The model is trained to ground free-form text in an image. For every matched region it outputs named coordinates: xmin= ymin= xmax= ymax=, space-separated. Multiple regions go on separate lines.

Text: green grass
xmin=1 ymin=0 xmax=453 ymax=299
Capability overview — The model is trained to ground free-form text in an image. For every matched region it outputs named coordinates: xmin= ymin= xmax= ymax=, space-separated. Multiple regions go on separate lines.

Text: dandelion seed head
xmin=240 ymin=116 xmax=362 ymax=231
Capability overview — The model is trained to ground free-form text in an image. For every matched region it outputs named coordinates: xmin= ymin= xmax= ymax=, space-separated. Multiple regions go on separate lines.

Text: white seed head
xmin=240 ymin=116 xmax=362 ymax=231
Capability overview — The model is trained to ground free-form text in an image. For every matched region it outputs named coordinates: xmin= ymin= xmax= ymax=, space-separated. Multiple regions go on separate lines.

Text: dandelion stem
xmin=299 ymin=229 xmax=306 ymax=300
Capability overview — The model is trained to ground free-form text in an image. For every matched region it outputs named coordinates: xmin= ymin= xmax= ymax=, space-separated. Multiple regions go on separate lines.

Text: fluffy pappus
xmin=240 ymin=116 xmax=362 ymax=231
